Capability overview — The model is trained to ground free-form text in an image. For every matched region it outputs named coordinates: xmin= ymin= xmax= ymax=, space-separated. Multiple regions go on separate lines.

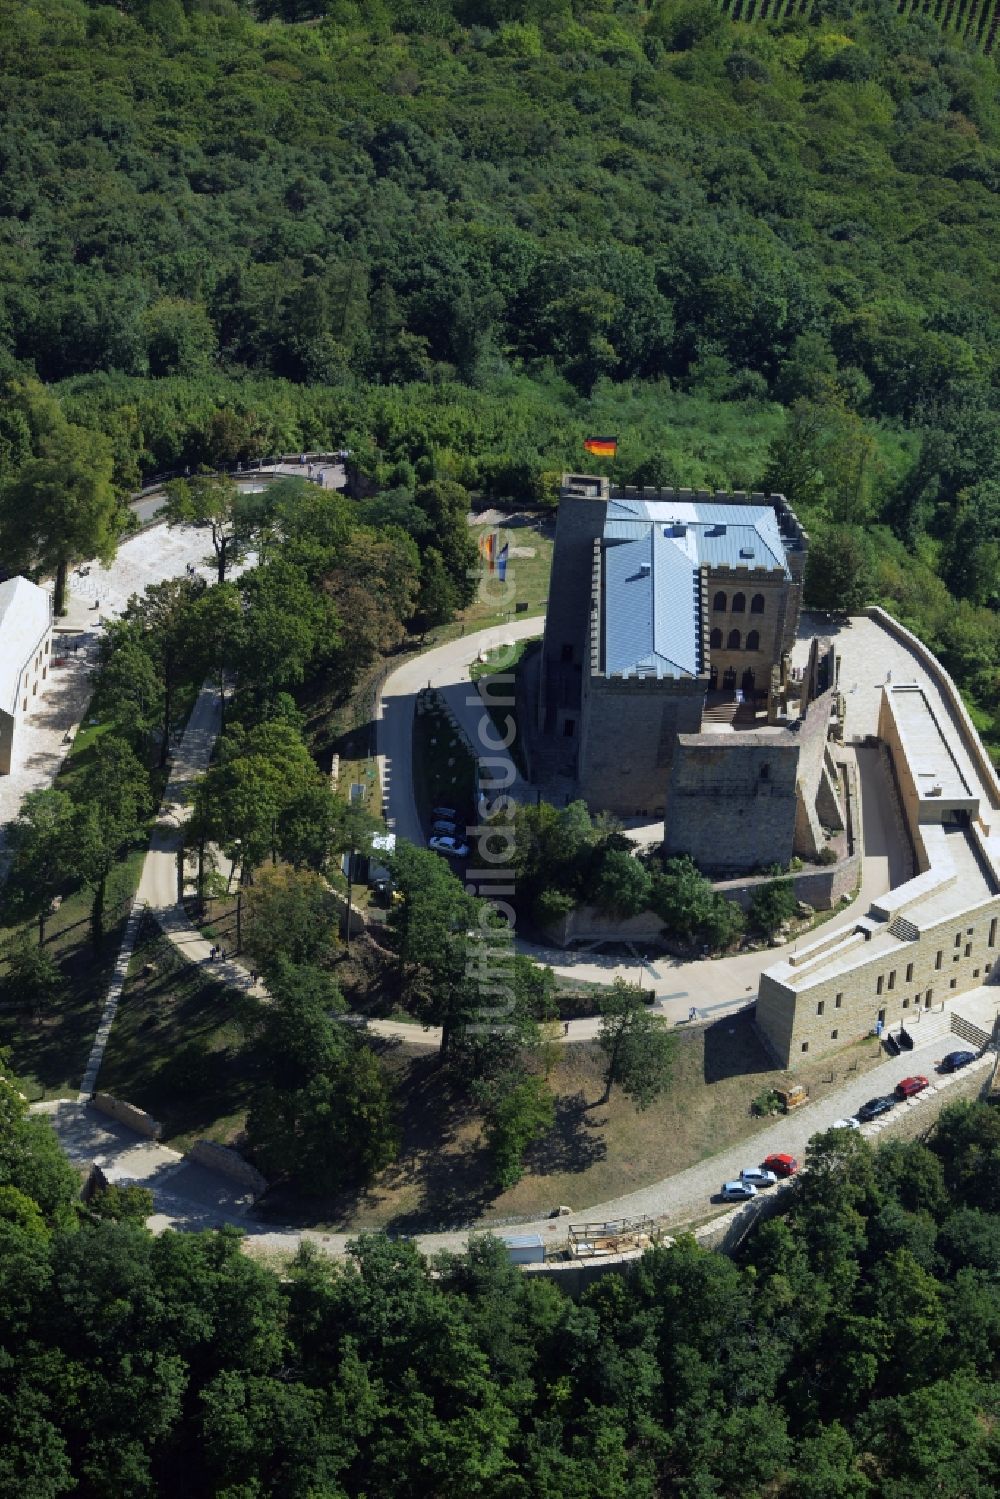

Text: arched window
xmin=746 ymin=629 xmax=760 ymax=652
xmin=728 ymin=629 xmax=741 ymax=650
xmin=710 ymin=627 xmax=723 ymax=649
xmin=712 ymin=591 xmax=727 ymax=612
xmin=732 ymin=592 xmax=746 ymax=613
xmin=751 ymin=593 xmax=765 ymax=614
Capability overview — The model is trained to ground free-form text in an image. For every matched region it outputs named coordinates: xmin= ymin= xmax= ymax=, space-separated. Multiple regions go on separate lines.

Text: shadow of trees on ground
xmin=524 ymin=1090 xmax=607 ymax=1176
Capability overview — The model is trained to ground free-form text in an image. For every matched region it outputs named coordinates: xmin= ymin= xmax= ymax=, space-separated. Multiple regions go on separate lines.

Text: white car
xmin=830 ymin=1117 xmax=861 ymax=1130
xmin=739 ymin=1167 xmax=778 ymax=1188
xmin=721 ymin=1180 xmax=757 ymax=1202
xmin=429 ymin=835 xmax=470 ymax=859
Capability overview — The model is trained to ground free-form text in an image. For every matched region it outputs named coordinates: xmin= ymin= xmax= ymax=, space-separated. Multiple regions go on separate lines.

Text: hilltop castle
xmin=534 ymin=475 xmax=843 ymax=874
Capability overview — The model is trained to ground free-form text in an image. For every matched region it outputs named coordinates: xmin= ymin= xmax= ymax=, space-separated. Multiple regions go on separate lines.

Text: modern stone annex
xmin=757 ymin=610 xmax=1000 ymax=1067
xmin=0 ymin=575 xmax=52 ymax=775
xmin=536 ymin=474 xmax=842 ymax=872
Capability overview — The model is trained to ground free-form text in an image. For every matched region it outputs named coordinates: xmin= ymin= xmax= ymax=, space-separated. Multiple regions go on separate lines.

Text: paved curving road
xmin=39 ymin=1034 xmax=993 ymax=1257
xmin=376 ymin=618 xmax=544 ymax=846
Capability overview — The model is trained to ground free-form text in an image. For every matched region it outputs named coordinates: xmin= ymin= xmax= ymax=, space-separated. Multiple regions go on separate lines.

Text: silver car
xmin=739 ymin=1167 xmax=778 ymax=1188
xmin=721 ymin=1180 xmax=757 ymax=1202
xmin=428 ymin=835 xmax=470 ymax=859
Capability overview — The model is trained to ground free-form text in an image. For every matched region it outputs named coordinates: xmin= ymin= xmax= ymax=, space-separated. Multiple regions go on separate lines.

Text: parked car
xmin=721 ymin=1180 xmax=757 ymax=1202
xmin=431 ymin=819 xmax=457 ymax=835
xmin=762 ymin=1153 xmax=799 ymax=1178
xmin=940 ymin=1049 xmax=977 ymax=1073
xmin=432 ymin=806 xmax=458 ymax=821
xmin=894 ymin=1075 xmax=930 ymax=1100
xmin=830 ymin=1117 xmax=861 ymax=1131
xmin=857 ymin=1095 xmax=895 ymax=1122
xmin=428 ymin=835 xmax=470 ymax=859
xmin=739 ymin=1167 xmax=778 ymax=1188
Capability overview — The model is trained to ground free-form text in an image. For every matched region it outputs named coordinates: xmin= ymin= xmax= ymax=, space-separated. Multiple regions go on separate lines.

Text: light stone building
xmin=0 ymin=576 xmax=53 ymax=775
xmin=757 ymin=613 xmax=1000 ymax=1067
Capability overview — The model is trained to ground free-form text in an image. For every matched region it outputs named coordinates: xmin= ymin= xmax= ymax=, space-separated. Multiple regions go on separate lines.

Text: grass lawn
xmin=435 ymin=519 xmax=554 ymax=643
xmin=0 ymin=845 xmax=147 ymax=1099
xmin=98 ymin=922 xmax=262 ymax=1152
xmin=469 ymin=637 xmax=540 ymax=779
xmin=258 ymin=1010 xmax=886 ymax=1233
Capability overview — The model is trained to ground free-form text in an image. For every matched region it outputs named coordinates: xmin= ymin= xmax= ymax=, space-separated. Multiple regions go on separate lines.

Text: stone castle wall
xmin=537 ymin=476 xmax=609 ymax=738
xmin=578 ymin=671 xmax=705 ymax=817
xmin=663 ymin=734 xmax=799 ymax=873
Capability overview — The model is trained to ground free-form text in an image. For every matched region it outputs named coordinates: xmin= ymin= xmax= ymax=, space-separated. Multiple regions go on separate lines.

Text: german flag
xmin=584 ymin=435 xmax=618 ymax=458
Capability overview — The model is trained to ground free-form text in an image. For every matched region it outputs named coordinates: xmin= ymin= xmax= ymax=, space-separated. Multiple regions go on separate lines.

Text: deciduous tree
xmin=0 ymin=424 xmax=123 ymax=614
xmin=597 ymin=979 xmax=676 ymax=1108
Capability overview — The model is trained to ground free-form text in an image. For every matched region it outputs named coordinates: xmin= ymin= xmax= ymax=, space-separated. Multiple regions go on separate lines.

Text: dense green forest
xmin=3 ymin=1064 xmax=1000 ymax=1496
xmin=2 ymin=0 xmax=999 ymax=749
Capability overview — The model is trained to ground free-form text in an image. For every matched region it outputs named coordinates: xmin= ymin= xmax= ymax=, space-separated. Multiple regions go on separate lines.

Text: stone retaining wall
xmin=541 ymin=852 xmax=860 ymax=947
xmin=187 ymin=1139 xmax=268 ymax=1195
xmin=92 ymin=1093 xmax=161 ymax=1139
xmin=714 ymin=852 xmax=860 ymax=913
xmin=869 ymin=606 xmax=1000 ymax=814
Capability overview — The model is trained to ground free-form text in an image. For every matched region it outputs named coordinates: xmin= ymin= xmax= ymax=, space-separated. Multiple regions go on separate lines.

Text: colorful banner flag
xmin=584 ymin=435 xmax=618 ymax=457
xmin=496 ymin=542 xmax=509 ymax=583
xmin=478 ymin=530 xmax=496 ymax=572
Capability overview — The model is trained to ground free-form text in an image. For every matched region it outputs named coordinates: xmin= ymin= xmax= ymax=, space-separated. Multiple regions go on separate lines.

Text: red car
xmin=895 ymin=1075 xmax=929 ymax=1100
xmin=762 ymin=1153 xmax=798 ymax=1178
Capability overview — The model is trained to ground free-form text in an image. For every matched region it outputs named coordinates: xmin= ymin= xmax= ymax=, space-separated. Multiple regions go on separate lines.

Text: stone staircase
xmin=888 ymin=914 xmax=920 ymax=943
xmin=897 ymin=1007 xmax=953 ymax=1047
xmin=701 ymin=696 xmax=759 ymax=731
xmin=950 ymin=1012 xmax=994 ymax=1051
xmin=702 ymin=697 xmax=739 ymax=729
xmin=900 ymin=1003 xmax=997 ymax=1054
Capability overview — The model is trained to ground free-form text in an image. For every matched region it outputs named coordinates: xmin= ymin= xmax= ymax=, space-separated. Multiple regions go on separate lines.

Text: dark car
xmin=857 ymin=1094 xmax=895 ymax=1122
xmin=940 ymin=1049 xmax=977 ymax=1073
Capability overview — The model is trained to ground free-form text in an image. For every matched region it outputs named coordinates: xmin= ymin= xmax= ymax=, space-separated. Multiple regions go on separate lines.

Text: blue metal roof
xmin=604 ymin=531 xmax=700 ymax=678
xmin=605 ymin=499 xmax=789 ymax=577
xmin=600 ymin=497 xmax=791 ymax=679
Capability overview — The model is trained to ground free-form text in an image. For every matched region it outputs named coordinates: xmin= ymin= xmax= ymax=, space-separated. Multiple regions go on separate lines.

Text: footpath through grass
xmin=0 ymin=845 xmax=147 ymax=1099
xmin=98 ymin=923 xmax=261 ymax=1152
xmin=0 ymin=708 xmax=159 ymax=1099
